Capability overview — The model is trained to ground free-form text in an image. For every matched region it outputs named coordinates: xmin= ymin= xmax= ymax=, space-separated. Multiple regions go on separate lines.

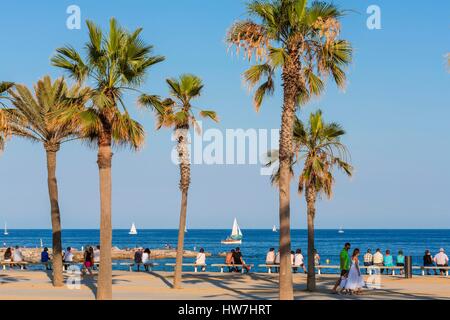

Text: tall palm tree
xmin=4 ymin=76 xmax=89 ymax=286
xmin=51 ymin=18 xmax=164 ymax=299
xmin=265 ymin=111 xmax=352 ymax=291
xmin=226 ymin=0 xmax=352 ymax=299
xmin=294 ymin=111 xmax=352 ymax=291
xmin=139 ymin=74 xmax=218 ymax=289
xmin=0 ymin=82 xmax=14 ymax=151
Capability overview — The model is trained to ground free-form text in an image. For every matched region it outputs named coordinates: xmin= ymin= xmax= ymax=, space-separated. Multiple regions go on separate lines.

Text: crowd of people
xmin=3 ymin=243 xmax=449 ymax=279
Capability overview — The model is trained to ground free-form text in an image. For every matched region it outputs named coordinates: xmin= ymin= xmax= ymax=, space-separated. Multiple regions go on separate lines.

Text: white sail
xmin=185 ymin=225 xmax=188 ymax=233
xmin=272 ymin=225 xmax=277 ymax=232
xmin=4 ymin=222 xmax=8 ymax=235
xmin=230 ymin=218 xmax=242 ymax=239
xmin=129 ymin=223 xmax=137 ymax=235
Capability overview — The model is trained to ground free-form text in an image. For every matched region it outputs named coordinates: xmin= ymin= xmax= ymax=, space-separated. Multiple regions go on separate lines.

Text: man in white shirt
xmin=434 ymin=248 xmax=449 ymax=275
xmin=63 ymin=247 xmax=74 ymax=270
xmin=294 ymin=249 xmax=307 ymax=273
xmin=373 ymin=248 xmax=384 ymax=273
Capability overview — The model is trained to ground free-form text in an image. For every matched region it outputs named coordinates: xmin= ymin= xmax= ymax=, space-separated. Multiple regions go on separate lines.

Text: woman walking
xmin=343 ymin=248 xmax=365 ymax=295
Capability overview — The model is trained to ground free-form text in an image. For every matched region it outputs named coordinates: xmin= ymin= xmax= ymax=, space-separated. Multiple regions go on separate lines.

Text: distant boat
xmin=338 ymin=226 xmax=344 ymax=234
xmin=129 ymin=223 xmax=137 ymax=235
xmin=185 ymin=225 xmax=188 ymax=233
xmin=3 ymin=222 xmax=8 ymax=236
xmin=272 ymin=225 xmax=277 ymax=232
xmin=40 ymin=238 xmax=43 ymax=248
xmin=221 ymin=218 xmax=243 ymax=245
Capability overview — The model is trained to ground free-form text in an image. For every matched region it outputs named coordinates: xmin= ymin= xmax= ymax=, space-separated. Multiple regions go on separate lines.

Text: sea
xmin=2 ymin=229 xmax=449 ymax=274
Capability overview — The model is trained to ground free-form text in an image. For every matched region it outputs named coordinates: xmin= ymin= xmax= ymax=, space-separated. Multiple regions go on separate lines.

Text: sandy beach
xmin=0 ymin=271 xmax=448 ymax=300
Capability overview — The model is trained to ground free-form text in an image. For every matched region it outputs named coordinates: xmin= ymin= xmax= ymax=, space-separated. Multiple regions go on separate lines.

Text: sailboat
xmin=338 ymin=226 xmax=344 ymax=234
xmin=221 ymin=218 xmax=243 ymax=245
xmin=272 ymin=225 xmax=277 ymax=232
xmin=3 ymin=222 xmax=8 ymax=236
xmin=129 ymin=223 xmax=138 ymax=235
xmin=184 ymin=225 xmax=188 ymax=233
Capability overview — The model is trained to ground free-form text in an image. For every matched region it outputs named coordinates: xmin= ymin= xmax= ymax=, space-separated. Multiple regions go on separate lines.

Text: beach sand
xmin=0 ymin=270 xmax=449 ymax=300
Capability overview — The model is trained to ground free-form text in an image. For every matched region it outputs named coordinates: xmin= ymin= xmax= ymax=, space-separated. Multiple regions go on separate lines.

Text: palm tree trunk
xmin=278 ymin=50 xmax=301 ymax=300
xmin=306 ymin=186 xmax=317 ymax=291
xmin=45 ymin=145 xmax=63 ymax=287
xmin=173 ymin=127 xmax=190 ymax=289
xmin=96 ymin=135 xmax=113 ymax=300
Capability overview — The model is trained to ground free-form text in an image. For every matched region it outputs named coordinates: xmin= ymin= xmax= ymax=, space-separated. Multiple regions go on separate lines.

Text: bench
xmin=211 ymin=264 xmax=254 ymax=273
xmin=258 ymin=264 xmax=307 ymax=274
xmin=165 ymin=263 xmax=207 ymax=273
xmin=412 ymin=266 xmax=449 ymax=276
xmin=314 ymin=265 xmax=405 ymax=276
xmin=120 ymin=262 xmax=159 ymax=272
xmin=1 ymin=261 xmax=29 ymax=270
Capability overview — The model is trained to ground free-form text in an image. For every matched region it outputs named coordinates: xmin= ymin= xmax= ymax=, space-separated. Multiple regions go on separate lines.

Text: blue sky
xmin=0 ymin=0 xmax=449 ymax=229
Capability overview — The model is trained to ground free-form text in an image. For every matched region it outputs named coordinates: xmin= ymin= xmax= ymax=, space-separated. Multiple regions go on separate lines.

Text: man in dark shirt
xmin=134 ymin=249 xmax=143 ymax=272
xmin=41 ymin=247 xmax=51 ymax=270
xmin=232 ymin=247 xmax=251 ymax=273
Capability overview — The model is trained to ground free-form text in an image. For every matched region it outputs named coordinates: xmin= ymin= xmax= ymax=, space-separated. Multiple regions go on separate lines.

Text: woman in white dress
xmin=344 ymin=248 xmax=365 ymax=295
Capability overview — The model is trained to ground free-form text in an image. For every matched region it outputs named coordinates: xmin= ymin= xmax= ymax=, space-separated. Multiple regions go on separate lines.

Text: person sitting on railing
xmin=423 ymin=250 xmax=437 ymax=275
xmin=384 ymin=250 xmax=395 ymax=274
xmin=373 ymin=248 xmax=384 ymax=273
xmin=314 ymin=249 xmax=321 ymax=266
xmin=265 ymin=248 xmax=275 ymax=265
xmin=195 ymin=248 xmax=206 ymax=272
xmin=434 ymin=248 xmax=449 ymax=276
xmin=396 ymin=250 xmax=405 ymax=275
xmin=134 ymin=248 xmax=143 ymax=272
xmin=225 ymin=249 xmax=235 ymax=272
xmin=363 ymin=249 xmax=373 ymax=274
xmin=274 ymin=249 xmax=281 ymax=273
xmin=63 ymin=247 xmax=74 ymax=271
xmin=41 ymin=247 xmax=51 ymax=270
xmin=3 ymin=247 xmax=12 ymax=267
xmin=293 ymin=249 xmax=307 ymax=274
xmin=12 ymin=246 xmax=26 ymax=269
xmin=142 ymin=248 xmax=151 ymax=271
xmin=233 ymin=247 xmax=250 ymax=273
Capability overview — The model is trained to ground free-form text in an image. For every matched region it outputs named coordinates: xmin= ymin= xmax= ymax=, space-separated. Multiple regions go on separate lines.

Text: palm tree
xmin=4 ymin=76 xmax=89 ymax=286
xmin=226 ymin=0 xmax=352 ymax=299
xmin=139 ymin=74 xmax=218 ymax=289
xmin=265 ymin=111 xmax=352 ymax=291
xmin=51 ymin=18 xmax=164 ymax=299
xmin=294 ymin=111 xmax=352 ymax=291
xmin=0 ymin=82 xmax=14 ymax=151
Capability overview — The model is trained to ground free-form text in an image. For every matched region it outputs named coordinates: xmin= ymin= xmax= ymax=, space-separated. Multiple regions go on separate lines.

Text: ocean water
xmin=2 ymin=229 xmax=449 ymax=273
